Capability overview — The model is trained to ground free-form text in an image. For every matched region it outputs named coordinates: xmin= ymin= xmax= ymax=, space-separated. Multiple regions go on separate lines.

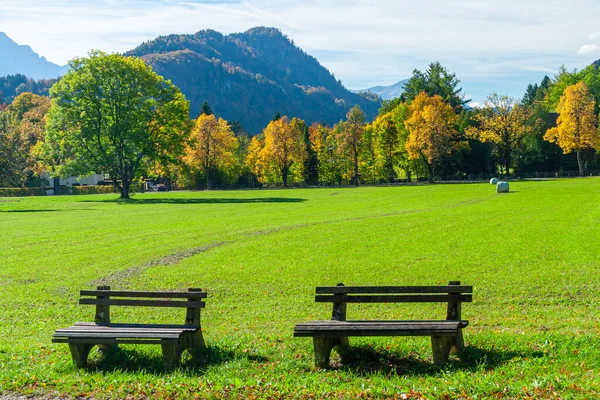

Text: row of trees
xmin=0 ymin=93 xmax=50 ymax=187
xmin=2 ymin=54 xmax=600 ymax=198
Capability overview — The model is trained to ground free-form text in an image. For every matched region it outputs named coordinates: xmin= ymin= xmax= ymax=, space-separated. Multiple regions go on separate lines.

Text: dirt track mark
xmin=91 ymin=242 xmax=227 ymax=286
xmin=243 ymin=196 xmax=489 ymax=239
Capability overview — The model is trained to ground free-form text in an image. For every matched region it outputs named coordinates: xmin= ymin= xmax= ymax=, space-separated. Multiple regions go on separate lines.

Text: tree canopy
xmin=405 ymin=92 xmax=459 ymax=180
xmin=43 ymin=51 xmax=190 ymax=198
xmin=184 ymin=114 xmax=238 ymax=189
xmin=467 ymin=94 xmax=537 ymax=176
xmin=544 ymin=82 xmax=599 ymax=176
xmin=402 ymin=62 xmax=469 ymax=111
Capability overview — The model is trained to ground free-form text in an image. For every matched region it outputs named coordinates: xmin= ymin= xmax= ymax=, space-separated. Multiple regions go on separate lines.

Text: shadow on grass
xmin=80 ymin=197 xmax=306 ymax=205
xmin=327 ymin=344 xmax=545 ymax=376
xmin=0 ymin=209 xmax=61 ymax=213
xmin=88 ymin=345 xmax=267 ymax=375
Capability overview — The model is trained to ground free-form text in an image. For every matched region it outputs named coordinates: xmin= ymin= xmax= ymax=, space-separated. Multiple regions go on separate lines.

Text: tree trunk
xmin=504 ymin=149 xmax=511 ymax=178
xmin=119 ymin=170 xmax=131 ymax=199
xmin=206 ymin=168 xmax=212 ymax=190
xmin=353 ymin=151 xmax=359 ymax=186
xmin=577 ymin=150 xmax=584 ymax=176
xmin=53 ymin=176 xmax=60 ymax=193
xmin=429 ymin=162 xmax=435 ymax=182
xmin=120 ymin=180 xmax=130 ymax=199
xmin=282 ymin=165 xmax=288 ymax=188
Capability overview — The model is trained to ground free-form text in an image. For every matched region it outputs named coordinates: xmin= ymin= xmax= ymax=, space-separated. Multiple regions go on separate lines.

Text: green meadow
xmin=0 ymin=180 xmax=599 ymax=399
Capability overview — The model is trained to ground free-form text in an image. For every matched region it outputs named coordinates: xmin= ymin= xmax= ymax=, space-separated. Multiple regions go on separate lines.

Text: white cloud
xmin=578 ymin=44 xmax=600 ymax=55
xmin=2 ymin=0 xmax=600 ymax=102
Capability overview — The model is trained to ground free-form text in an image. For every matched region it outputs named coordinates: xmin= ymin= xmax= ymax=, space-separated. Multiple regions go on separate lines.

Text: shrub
xmin=0 ymin=188 xmax=47 ymax=197
xmin=70 ymin=185 xmax=116 ymax=195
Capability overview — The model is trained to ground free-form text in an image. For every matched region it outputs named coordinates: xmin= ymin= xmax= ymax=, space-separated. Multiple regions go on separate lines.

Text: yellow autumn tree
xmin=9 ymin=93 xmax=51 ymax=179
xmin=544 ymin=81 xmax=599 ymax=176
xmin=405 ymin=92 xmax=458 ymax=180
xmin=245 ymin=135 xmax=265 ymax=184
xmin=260 ymin=116 xmax=305 ymax=187
xmin=184 ymin=114 xmax=238 ymax=189
xmin=466 ymin=93 xmax=535 ymax=176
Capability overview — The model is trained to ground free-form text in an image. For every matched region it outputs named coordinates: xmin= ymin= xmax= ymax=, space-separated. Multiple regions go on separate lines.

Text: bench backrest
xmin=80 ymin=285 xmax=207 ymax=325
xmin=315 ymin=281 xmax=472 ymax=321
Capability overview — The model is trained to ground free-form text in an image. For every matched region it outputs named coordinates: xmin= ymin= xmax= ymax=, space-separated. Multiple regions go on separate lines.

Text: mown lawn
xmin=0 ymin=180 xmax=599 ymax=399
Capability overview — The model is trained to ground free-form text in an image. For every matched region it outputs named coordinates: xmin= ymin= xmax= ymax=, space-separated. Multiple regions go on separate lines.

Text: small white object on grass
xmin=496 ymin=181 xmax=509 ymax=193
xmin=490 ymin=177 xmax=498 ymax=185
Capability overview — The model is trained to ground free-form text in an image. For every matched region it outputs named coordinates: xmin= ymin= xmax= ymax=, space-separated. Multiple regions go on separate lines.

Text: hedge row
xmin=0 ymin=184 xmax=144 ymax=197
xmin=0 ymin=188 xmax=47 ymax=197
xmin=70 ymin=185 xmax=116 ymax=195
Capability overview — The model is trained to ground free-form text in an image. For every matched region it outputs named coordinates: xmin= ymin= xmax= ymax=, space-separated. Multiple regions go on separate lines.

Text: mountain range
xmin=126 ymin=27 xmax=380 ymax=132
xmin=0 ymin=32 xmax=67 ymax=80
xmin=352 ymin=79 xmax=409 ymax=100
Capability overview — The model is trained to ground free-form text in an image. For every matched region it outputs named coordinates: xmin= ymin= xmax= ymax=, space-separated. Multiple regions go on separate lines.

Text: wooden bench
xmin=52 ymin=285 xmax=206 ymax=370
xmin=294 ymin=281 xmax=472 ymax=368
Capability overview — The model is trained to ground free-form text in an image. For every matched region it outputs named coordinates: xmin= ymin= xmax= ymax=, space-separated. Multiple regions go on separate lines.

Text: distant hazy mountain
xmin=127 ymin=27 xmax=380 ymax=133
xmin=0 ymin=32 xmax=67 ymax=80
xmin=353 ymin=79 xmax=409 ymax=100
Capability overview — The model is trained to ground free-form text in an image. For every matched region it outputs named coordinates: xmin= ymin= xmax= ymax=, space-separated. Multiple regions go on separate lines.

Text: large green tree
xmin=43 ymin=51 xmax=190 ymax=199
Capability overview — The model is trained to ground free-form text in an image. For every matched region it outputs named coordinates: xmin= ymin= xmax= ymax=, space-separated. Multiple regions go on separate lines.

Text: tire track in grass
xmin=90 ymin=241 xmax=228 ymax=286
xmin=243 ymin=196 xmax=489 ymax=238
xmin=90 ymin=196 xmax=490 ymax=286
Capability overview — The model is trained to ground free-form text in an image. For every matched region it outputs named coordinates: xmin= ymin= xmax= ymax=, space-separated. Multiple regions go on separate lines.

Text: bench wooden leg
xmin=68 ymin=343 xmax=94 ymax=368
xmin=161 ymin=341 xmax=182 ymax=370
xmin=451 ymin=329 xmax=464 ymax=354
xmin=313 ymin=336 xmax=348 ymax=368
xmin=188 ymin=330 xmax=205 ymax=351
xmin=431 ymin=336 xmax=453 ymax=367
xmin=313 ymin=337 xmax=334 ymax=368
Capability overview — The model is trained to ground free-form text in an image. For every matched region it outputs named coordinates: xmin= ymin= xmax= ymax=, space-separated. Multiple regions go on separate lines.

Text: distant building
xmin=42 ymin=172 xmax=107 ymax=187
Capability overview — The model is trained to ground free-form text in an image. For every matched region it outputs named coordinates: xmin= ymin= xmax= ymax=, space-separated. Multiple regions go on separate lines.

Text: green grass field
xmin=1 ymin=180 xmax=599 ymax=399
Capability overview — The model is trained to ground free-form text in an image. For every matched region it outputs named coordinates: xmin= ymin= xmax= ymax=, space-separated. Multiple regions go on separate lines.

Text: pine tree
xmin=200 ymin=101 xmax=214 ymax=116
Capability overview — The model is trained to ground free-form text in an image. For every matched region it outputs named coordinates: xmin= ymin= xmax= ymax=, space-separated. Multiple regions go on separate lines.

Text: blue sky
xmin=1 ymin=0 xmax=600 ymax=104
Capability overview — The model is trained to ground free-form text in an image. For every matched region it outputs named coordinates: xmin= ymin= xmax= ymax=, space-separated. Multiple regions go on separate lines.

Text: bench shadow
xmin=80 ymin=197 xmax=306 ymax=205
xmin=88 ymin=345 xmax=267 ymax=375
xmin=328 ymin=344 xmax=544 ymax=376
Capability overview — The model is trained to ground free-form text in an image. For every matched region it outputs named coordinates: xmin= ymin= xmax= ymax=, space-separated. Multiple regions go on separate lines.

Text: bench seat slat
xmin=300 ymin=319 xmax=466 ymax=324
xmin=52 ymin=323 xmax=199 ymax=342
xmin=315 ymin=294 xmax=472 ymax=303
xmin=52 ymin=338 xmax=170 ymax=345
xmin=79 ymin=299 xmax=205 ymax=308
xmin=53 ymin=332 xmax=183 ymax=339
xmin=53 ymin=330 xmax=186 ymax=338
xmin=73 ymin=322 xmax=199 ymax=329
xmin=293 ymin=320 xmax=468 ymax=337
xmin=316 ymin=286 xmax=472 ymax=294
xmin=80 ymin=290 xmax=207 ymax=299
xmin=54 ymin=328 xmax=195 ymax=335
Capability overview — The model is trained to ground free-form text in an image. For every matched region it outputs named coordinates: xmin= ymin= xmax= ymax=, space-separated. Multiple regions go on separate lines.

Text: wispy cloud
xmin=1 ymin=0 xmax=600 ymax=102
xmin=578 ymin=44 xmax=600 ymax=55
